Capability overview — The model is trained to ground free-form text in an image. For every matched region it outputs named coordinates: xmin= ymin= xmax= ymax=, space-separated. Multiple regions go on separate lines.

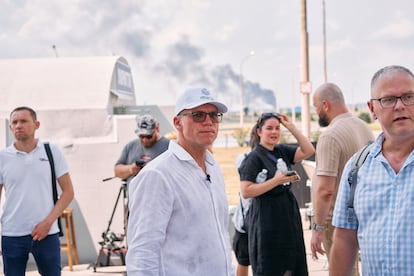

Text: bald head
xmin=313 ymin=82 xmax=348 ymax=127
xmin=314 ymin=83 xmax=345 ymax=104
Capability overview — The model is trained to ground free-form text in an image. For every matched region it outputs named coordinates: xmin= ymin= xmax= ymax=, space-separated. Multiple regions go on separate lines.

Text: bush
xmin=232 ymin=128 xmax=250 ymax=147
xmin=358 ymin=112 xmax=372 ymax=124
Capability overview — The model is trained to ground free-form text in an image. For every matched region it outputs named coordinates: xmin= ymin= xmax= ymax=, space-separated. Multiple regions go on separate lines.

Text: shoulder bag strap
xmin=44 ymin=142 xmax=64 ymax=236
xmin=346 ymin=142 xmax=373 ymax=223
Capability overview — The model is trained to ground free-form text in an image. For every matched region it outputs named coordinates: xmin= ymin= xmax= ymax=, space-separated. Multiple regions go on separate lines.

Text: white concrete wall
xmin=0 ymin=119 xmax=7 ymax=149
xmin=0 ymin=113 xmax=142 ymax=265
xmin=61 ymin=115 xmax=139 ymax=264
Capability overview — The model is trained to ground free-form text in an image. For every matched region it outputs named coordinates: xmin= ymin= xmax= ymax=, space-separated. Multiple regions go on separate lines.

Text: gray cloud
xmin=3 ymin=0 xmax=414 ymax=109
xmin=120 ymin=31 xmax=151 ymax=58
xmin=164 ymin=36 xmax=206 ymax=81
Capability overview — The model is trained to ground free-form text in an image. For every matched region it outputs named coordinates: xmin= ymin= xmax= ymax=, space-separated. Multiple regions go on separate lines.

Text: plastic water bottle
xmin=255 ymin=169 xmax=268 ymax=183
xmin=277 ymin=158 xmax=288 ymax=174
xmin=277 ymin=158 xmax=289 ymax=186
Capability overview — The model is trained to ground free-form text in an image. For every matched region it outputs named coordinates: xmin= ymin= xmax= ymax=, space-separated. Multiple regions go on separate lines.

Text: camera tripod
xmin=92 ymin=178 xmax=129 ymax=272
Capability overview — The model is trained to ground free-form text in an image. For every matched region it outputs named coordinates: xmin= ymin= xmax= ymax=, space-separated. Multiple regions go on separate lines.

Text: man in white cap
xmin=114 ymin=114 xmax=170 ymax=184
xmin=126 ymin=88 xmax=234 ymax=275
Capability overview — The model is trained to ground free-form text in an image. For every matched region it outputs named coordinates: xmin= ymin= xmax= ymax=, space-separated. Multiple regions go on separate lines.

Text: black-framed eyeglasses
xmin=180 ymin=111 xmax=223 ymax=123
xmin=257 ymin=112 xmax=281 ymax=127
xmin=371 ymin=93 xmax=414 ymax=109
xmin=139 ymin=134 xmax=154 ymax=139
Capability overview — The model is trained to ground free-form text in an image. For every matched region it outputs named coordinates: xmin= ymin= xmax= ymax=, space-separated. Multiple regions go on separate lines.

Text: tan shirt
xmin=315 ymin=112 xmax=374 ymax=218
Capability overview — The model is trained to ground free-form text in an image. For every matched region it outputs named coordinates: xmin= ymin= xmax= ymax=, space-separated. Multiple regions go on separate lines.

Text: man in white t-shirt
xmin=0 ymin=106 xmax=74 ymax=275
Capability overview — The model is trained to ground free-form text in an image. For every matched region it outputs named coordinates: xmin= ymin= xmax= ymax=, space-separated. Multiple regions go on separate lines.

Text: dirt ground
xmin=212 ymin=146 xmax=249 ymax=206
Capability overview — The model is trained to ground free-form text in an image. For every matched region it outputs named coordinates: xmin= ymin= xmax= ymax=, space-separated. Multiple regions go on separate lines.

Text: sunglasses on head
xmin=139 ymin=134 xmax=154 ymax=139
xmin=257 ymin=112 xmax=281 ymax=127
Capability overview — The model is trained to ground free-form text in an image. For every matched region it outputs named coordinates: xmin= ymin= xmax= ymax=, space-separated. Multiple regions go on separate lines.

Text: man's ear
xmin=173 ymin=116 xmax=182 ymax=130
xmin=367 ymin=101 xmax=377 ymax=120
xmin=322 ymin=100 xmax=330 ymax=112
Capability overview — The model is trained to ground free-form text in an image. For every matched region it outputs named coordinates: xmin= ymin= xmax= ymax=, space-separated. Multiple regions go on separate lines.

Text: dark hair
xmin=10 ymin=106 xmax=37 ymax=121
xmin=371 ymin=65 xmax=414 ymax=90
xmin=256 ymin=112 xmax=281 ymax=130
xmin=249 ymin=123 xmax=260 ymax=149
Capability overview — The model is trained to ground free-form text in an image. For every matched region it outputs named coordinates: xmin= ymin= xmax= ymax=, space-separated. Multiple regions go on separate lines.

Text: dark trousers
xmin=2 ymin=234 xmax=61 ymax=276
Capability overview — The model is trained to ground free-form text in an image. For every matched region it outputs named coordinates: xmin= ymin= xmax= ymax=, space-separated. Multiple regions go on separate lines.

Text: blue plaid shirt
xmin=333 ymin=133 xmax=414 ymax=275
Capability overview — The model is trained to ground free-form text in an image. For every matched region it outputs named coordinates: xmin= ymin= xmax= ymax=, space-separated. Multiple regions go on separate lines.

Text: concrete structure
xmin=0 ymin=56 xmax=174 ymax=266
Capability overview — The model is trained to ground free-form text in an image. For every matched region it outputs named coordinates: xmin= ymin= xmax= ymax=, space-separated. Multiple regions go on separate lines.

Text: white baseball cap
xmin=175 ymin=88 xmax=228 ymax=115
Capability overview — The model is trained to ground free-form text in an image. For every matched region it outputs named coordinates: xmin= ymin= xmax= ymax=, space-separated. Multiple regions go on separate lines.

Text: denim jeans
xmin=2 ymin=234 xmax=61 ymax=276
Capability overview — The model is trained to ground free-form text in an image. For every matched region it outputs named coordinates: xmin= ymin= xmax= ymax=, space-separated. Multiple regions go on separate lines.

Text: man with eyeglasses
xmin=126 ymin=88 xmax=234 ymax=275
xmin=114 ymin=114 xmax=169 ymax=184
xmin=330 ymin=65 xmax=414 ymax=275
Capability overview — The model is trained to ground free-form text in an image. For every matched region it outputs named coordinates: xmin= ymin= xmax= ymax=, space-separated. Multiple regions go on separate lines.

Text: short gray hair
xmin=371 ymin=65 xmax=414 ymax=90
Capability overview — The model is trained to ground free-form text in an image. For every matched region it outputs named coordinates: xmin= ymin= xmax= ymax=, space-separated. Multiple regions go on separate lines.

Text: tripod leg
xmin=92 ymin=185 xmax=124 ymax=271
xmin=105 ymin=185 xmax=123 ymax=237
xmin=120 ymin=250 xmax=126 ymax=265
xmin=122 ymin=183 xmax=129 ymax=244
xmin=106 ymin=251 xmax=111 ymax=266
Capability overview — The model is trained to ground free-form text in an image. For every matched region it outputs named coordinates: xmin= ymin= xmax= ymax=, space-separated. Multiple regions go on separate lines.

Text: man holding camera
xmin=114 ymin=114 xmax=170 ymax=184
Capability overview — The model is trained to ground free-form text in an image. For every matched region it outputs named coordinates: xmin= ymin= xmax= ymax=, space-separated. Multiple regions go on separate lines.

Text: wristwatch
xmin=312 ymin=222 xmax=325 ymax=231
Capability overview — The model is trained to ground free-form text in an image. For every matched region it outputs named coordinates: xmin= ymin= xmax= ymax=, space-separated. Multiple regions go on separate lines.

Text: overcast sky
xmin=1 ymin=0 xmax=414 ymax=111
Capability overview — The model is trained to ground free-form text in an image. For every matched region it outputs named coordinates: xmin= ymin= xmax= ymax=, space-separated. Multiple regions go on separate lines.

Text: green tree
xmin=358 ymin=112 xmax=372 ymax=124
xmin=244 ymin=106 xmax=249 ymax=117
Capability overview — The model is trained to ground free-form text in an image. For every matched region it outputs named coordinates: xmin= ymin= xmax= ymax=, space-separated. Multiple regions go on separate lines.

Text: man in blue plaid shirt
xmin=331 ymin=65 xmax=414 ymax=275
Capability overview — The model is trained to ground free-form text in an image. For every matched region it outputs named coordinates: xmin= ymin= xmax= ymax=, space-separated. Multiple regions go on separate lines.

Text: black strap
xmin=265 ymin=151 xmax=279 ymax=165
xmin=265 ymin=151 xmax=290 ymax=170
xmin=347 ymin=142 xmax=373 ymax=223
xmin=44 ymin=143 xmax=64 ymax=236
xmin=265 ymin=151 xmax=292 ymax=188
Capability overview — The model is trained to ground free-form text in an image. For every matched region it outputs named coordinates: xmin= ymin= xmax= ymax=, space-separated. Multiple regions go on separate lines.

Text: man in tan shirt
xmin=310 ymin=83 xmax=374 ymax=275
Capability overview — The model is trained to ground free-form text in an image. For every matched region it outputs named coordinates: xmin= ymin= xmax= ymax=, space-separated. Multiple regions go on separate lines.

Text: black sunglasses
xmin=139 ymin=134 xmax=154 ymax=139
xmin=180 ymin=111 xmax=223 ymax=123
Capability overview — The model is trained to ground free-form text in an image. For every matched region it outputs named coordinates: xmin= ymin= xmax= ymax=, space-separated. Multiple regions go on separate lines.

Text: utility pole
xmin=300 ymin=0 xmax=311 ymax=139
xmin=322 ymin=0 xmax=327 ymax=83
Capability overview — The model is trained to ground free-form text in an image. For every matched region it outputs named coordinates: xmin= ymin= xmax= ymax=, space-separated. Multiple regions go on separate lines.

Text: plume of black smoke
xmin=211 ymin=64 xmax=276 ymax=110
xmin=153 ymin=36 xmax=276 ymax=110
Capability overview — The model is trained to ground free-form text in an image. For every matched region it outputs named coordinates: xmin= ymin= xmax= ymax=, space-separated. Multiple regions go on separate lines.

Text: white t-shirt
xmin=0 ymin=140 xmax=69 ymax=236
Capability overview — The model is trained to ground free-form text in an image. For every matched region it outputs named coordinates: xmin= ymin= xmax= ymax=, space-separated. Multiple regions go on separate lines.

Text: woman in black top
xmin=239 ymin=113 xmax=315 ymax=276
